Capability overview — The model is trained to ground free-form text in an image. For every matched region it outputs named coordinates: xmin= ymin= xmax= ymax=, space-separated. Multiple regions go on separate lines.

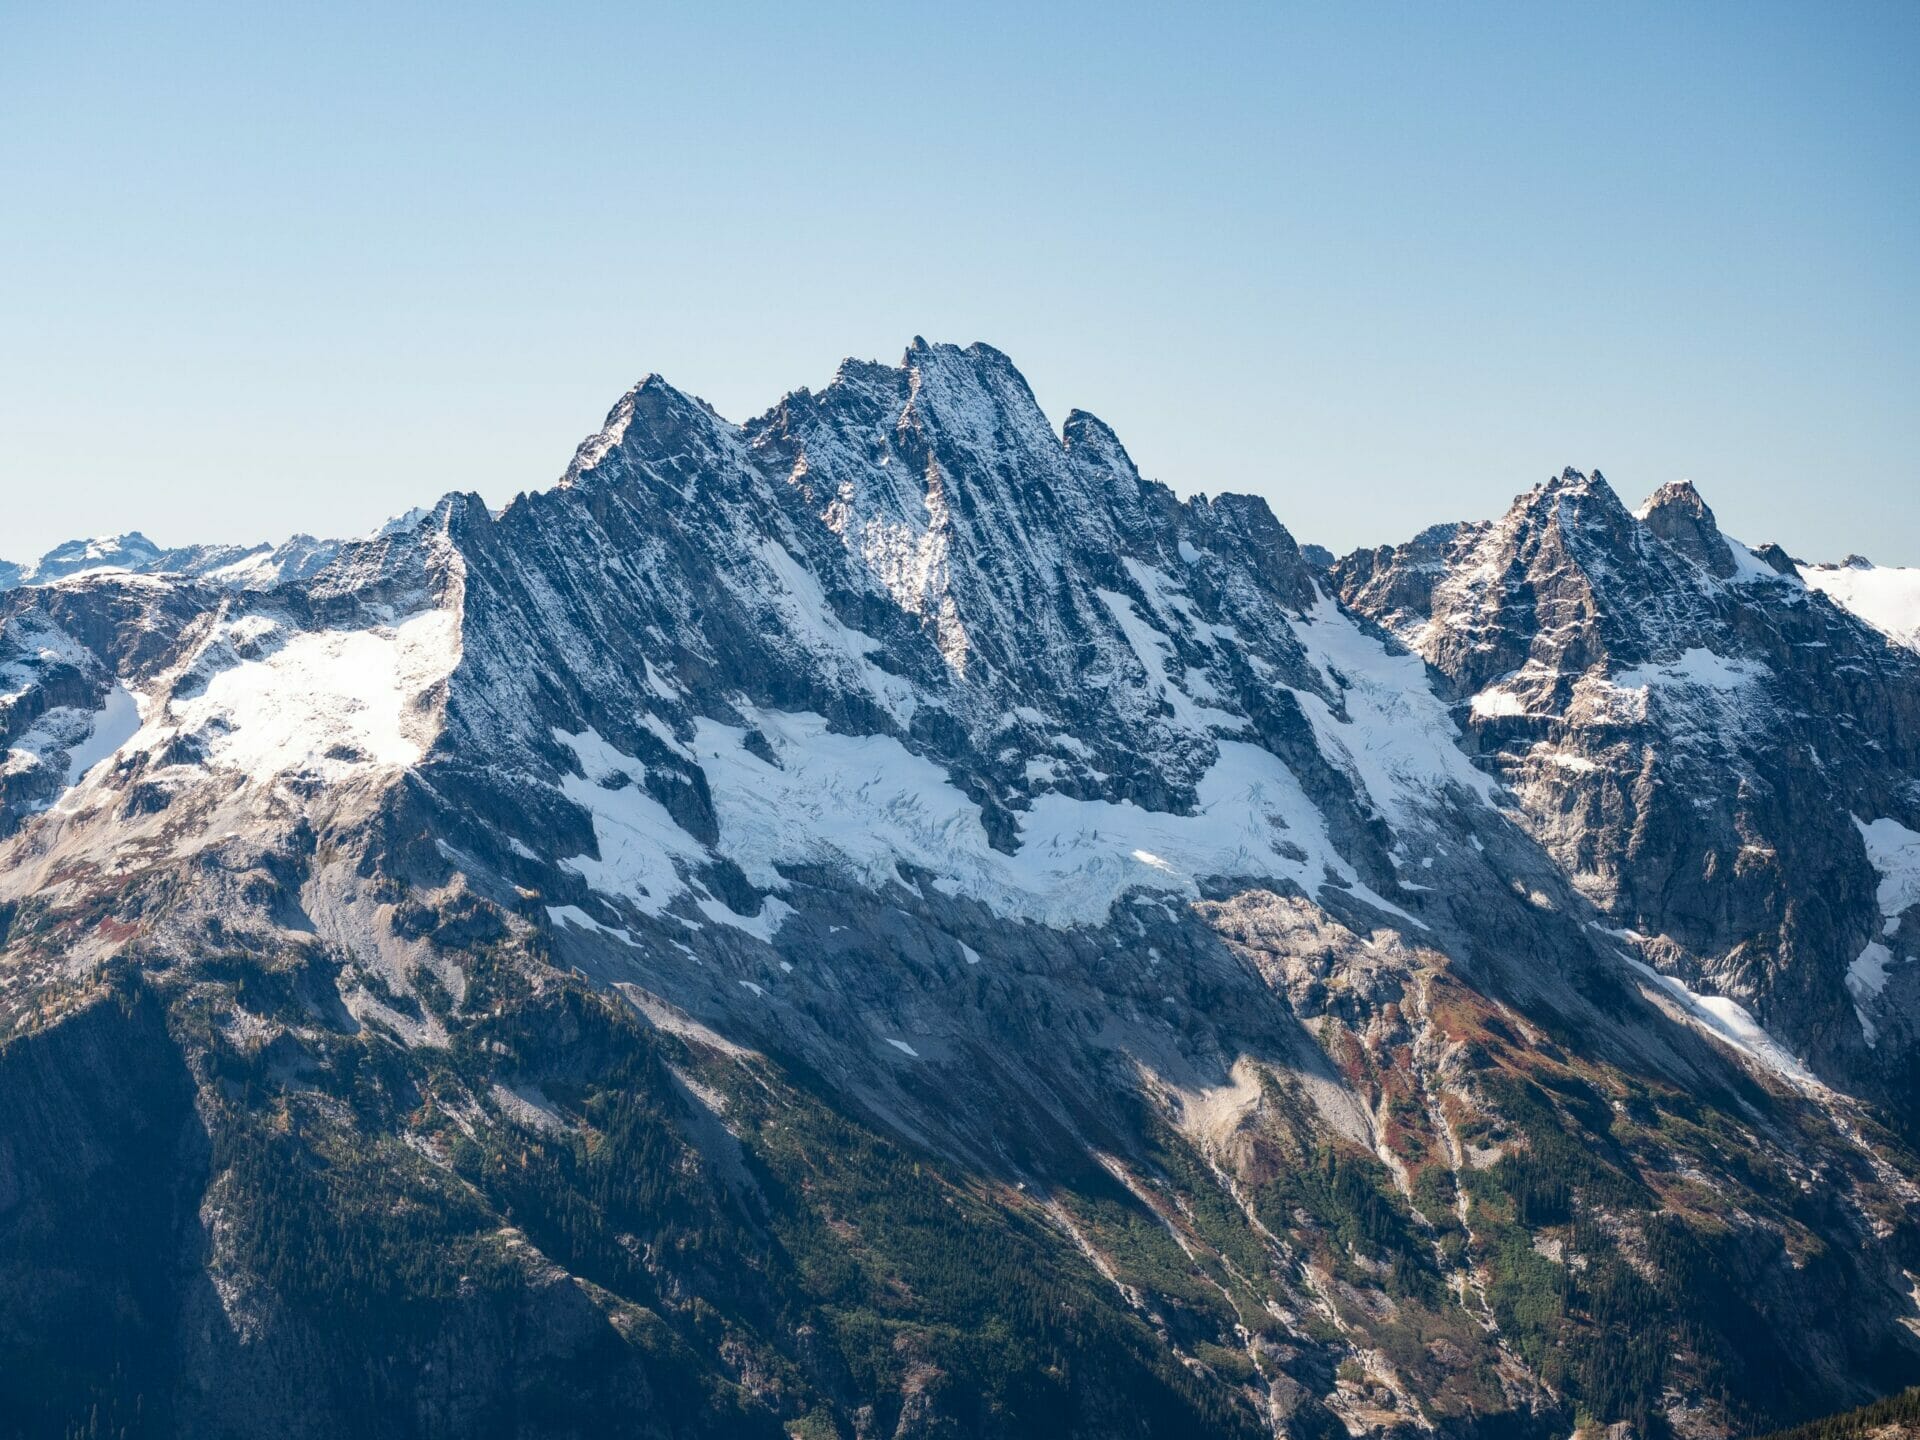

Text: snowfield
xmin=1803 ymin=560 xmax=1920 ymax=650
xmin=546 ymin=703 xmax=1421 ymax=935
xmin=170 ymin=608 xmax=461 ymax=781
xmin=29 ymin=606 xmax=465 ymax=811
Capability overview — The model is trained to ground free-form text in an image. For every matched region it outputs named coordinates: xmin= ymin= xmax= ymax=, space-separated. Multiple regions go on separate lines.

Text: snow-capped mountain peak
xmin=4 ymin=346 xmax=1920 ymax=1439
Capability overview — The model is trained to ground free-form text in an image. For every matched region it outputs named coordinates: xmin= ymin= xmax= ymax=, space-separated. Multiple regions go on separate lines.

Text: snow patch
xmin=1469 ymin=686 xmax=1528 ymax=719
xmin=1624 ymin=956 xmax=1821 ymax=1090
xmin=750 ymin=539 xmax=924 ymax=720
xmin=547 ymin=905 xmax=636 ymax=947
xmin=1848 ymin=941 xmax=1896 ymax=1046
xmin=552 ymin=726 xmax=794 ymax=942
xmin=5 ymin=683 xmax=145 ymax=798
xmin=1855 ymin=815 xmax=1920 ymax=918
xmin=699 ymin=894 xmax=795 ymax=943
xmin=551 ymin=726 xmax=703 ymax=921
xmin=821 ymin=465 xmax=971 ymax=671
xmin=1290 ymin=593 xmax=1501 ymax=826
xmin=1095 ymin=583 xmax=1242 ymax=733
xmin=1612 ymin=648 xmax=1762 ymax=692
xmin=1725 ymin=538 xmax=1797 ymax=587
xmin=1536 ymin=748 xmax=1598 ymax=774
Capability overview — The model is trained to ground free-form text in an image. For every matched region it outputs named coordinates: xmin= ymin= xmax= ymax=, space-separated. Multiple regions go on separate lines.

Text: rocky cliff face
xmin=1334 ymin=469 xmax=1920 ymax=1103
xmin=3 ymin=348 xmax=1919 ymax=1440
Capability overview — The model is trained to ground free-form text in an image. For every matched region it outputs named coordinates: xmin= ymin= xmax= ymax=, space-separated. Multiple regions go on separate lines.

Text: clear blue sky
xmin=3 ymin=1 xmax=1915 ymax=563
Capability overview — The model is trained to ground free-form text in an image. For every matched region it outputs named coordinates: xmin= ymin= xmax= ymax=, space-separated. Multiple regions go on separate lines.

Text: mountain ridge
xmin=2 ymin=340 xmax=1919 ymax=1440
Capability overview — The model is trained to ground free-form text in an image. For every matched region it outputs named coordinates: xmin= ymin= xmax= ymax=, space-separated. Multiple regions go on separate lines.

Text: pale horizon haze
xmin=2 ymin=2 xmax=1916 ymax=564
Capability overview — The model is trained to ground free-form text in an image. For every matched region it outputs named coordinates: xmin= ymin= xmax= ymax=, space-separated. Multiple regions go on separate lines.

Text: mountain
xmin=0 ymin=529 xmax=343 ymax=593
xmin=1334 ymin=472 xmax=1920 ymax=1097
xmin=2 ymin=343 xmax=1918 ymax=1440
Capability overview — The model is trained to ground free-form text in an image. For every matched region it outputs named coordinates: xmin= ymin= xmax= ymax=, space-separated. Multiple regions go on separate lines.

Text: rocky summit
xmin=4 ymin=341 xmax=1920 ymax=1440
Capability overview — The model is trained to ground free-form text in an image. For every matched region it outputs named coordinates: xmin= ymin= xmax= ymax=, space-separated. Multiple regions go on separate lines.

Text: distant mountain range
xmin=0 ymin=528 xmax=345 ymax=593
xmin=4 ymin=340 xmax=1920 ymax=1440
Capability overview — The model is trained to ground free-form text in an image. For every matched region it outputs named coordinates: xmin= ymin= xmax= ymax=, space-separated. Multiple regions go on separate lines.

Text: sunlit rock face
xmin=3 ymin=346 xmax=1920 ymax=1440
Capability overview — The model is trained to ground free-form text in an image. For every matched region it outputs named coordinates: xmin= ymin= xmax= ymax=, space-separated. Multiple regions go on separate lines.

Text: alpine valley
xmin=6 ymin=340 xmax=1920 ymax=1440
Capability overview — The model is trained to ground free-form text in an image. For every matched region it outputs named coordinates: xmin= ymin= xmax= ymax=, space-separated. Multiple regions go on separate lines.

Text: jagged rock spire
xmin=1639 ymin=478 xmax=1736 ymax=577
